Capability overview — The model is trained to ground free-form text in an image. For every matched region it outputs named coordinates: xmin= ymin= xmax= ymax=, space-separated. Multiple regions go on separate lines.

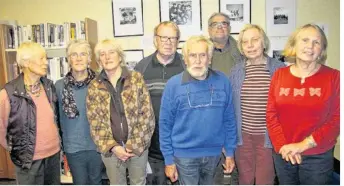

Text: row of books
xmin=3 ymin=20 xmax=85 ymax=49
xmin=47 ymin=57 xmax=70 ymax=83
xmin=8 ymin=57 xmax=69 ymax=83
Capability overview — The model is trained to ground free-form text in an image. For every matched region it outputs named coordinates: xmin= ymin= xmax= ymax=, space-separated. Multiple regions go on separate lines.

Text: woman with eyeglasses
xmin=55 ymin=39 xmax=103 ymax=184
xmin=228 ymin=24 xmax=285 ymax=185
xmin=86 ymin=38 xmax=155 ymax=185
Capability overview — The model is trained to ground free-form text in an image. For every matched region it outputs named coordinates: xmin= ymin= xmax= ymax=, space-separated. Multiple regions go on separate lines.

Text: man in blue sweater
xmin=159 ymin=35 xmax=237 ymax=185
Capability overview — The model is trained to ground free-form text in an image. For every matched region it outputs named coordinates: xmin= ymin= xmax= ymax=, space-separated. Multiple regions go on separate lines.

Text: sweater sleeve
xmin=224 ymin=79 xmax=237 ymax=157
xmin=159 ymin=81 xmax=175 ymax=165
xmin=0 ymin=89 xmax=10 ymax=150
xmin=311 ymin=71 xmax=340 ymax=146
xmin=266 ymin=70 xmax=287 ymax=153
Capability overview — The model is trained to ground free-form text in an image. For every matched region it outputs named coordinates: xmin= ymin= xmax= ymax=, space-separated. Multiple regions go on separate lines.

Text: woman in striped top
xmin=229 ymin=24 xmax=285 ymax=185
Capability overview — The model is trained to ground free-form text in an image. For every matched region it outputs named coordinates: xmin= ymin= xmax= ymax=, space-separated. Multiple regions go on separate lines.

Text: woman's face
xmin=295 ymin=27 xmax=322 ymax=64
xmin=69 ymin=46 xmax=89 ymax=73
xmin=27 ymin=52 xmax=48 ymax=77
xmin=98 ymin=45 xmax=122 ymax=72
xmin=241 ymin=28 xmax=265 ymax=60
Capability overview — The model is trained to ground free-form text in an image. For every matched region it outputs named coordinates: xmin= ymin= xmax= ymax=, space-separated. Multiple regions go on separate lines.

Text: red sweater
xmin=266 ymin=65 xmax=340 ymax=155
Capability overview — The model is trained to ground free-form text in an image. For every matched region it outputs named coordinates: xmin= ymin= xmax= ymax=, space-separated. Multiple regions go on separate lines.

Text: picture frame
xmin=124 ymin=49 xmax=144 ymax=70
xmin=219 ymin=0 xmax=251 ymax=34
xmin=159 ymin=0 xmax=202 ymax=41
xmin=112 ymin=0 xmax=144 ymax=37
xmin=177 ymin=48 xmax=182 ymax=54
xmin=269 ymin=36 xmax=292 ymax=65
xmin=266 ymin=0 xmax=296 ymax=36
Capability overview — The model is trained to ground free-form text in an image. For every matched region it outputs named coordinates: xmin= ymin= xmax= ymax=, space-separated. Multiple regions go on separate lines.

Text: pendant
xmin=301 ymin=77 xmax=305 ymax=84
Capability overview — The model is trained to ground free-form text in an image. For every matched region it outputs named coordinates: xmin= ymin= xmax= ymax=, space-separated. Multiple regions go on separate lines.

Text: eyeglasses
xmin=186 ymin=85 xmax=214 ymax=108
xmin=156 ymin=35 xmax=178 ymax=43
xmin=70 ymin=52 xmax=88 ymax=59
xmin=210 ymin=21 xmax=230 ymax=28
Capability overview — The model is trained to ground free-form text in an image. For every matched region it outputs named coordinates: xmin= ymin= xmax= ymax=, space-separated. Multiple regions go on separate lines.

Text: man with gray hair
xmin=208 ymin=12 xmax=242 ymax=184
xmin=208 ymin=12 xmax=242 ymax=76
xmin=135 ymin=21 xmax=185 ymax=185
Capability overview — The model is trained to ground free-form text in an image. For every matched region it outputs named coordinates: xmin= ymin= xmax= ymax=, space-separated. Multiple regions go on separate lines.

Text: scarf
xmin=62 ymin=68 xmax=96 ymax=119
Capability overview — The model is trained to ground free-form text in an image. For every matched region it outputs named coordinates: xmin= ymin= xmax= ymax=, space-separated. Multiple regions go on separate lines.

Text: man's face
xmin=208 ymin=15 xmax=230 ymax=42
xmin=155 ymin=25 xmax=178 ymax=57
xmin=185 ymin=41 xmax=211 ymax=80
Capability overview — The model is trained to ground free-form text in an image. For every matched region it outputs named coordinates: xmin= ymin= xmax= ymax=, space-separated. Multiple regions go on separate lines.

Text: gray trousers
xmin=102 ymin=149 xmax=148 ymax=185
xmin=15 ymin=151 xmax=60 ymax=185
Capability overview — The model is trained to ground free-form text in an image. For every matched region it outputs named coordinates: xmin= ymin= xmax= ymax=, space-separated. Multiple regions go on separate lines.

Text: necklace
xmin=299 ymin=64 xmax=319 ymax=84
xmin=25 ymin=82 xmax=42 ymax=97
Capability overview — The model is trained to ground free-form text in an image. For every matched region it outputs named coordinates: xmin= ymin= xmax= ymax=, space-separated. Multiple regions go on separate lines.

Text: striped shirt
xmin=241 ymin=64 xmax=271 ymax=135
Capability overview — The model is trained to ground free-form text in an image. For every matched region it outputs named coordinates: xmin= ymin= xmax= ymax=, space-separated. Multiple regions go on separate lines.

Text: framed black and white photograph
xmin=269 ymin=36 xmax=291 ymax=65
xmin=112 ymin=0 xmax=144 ymax=37
xmin=159 ymin=0 xmax=202 ymax=41
xmin=273 ymin=7 xmax=288 ymax=25
xmin=124 ymin=49 xmax=144 ymax=70
xmin=272 ymin=50 xmax=285 ymax=62
xmin=266 ymin=0 xmax=296 ymax=36
xmin=219 ymin=0 xmax=251 ymax=34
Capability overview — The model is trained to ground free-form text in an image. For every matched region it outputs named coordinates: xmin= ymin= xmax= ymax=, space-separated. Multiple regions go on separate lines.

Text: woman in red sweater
xmin=266 ymin=24 xmax=339 ymax=185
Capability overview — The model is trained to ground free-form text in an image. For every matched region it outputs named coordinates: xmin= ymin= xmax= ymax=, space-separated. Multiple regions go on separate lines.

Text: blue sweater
xmin=159 ymin=70 xmax=237 ymax=165
xmin=55 ymin=79 xmax=98 ymax=153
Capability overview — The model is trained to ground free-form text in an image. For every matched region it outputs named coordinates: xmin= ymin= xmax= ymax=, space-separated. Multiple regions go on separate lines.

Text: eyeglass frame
xmin=155 ymin=35 xmax=179 ymax=43
xmin=209 ymin=21 xmax=230 ymax=28
xmin=186 ymin=84 xmax=214 ymax=108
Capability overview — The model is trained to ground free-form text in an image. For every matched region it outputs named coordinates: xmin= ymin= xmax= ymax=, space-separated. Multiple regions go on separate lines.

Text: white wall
xmin=0 ymin=0 xmax=340 ymax=69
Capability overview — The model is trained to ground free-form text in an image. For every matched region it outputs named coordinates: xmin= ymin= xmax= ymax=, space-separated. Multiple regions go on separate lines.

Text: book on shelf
xmin=47 ymin=57 xmax=69 ymax=83
xmin=1 ymin=20 xmax=86 ymax=49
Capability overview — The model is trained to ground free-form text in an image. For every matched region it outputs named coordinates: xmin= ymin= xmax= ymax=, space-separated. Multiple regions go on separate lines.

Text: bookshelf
xmin=0 ymin=17 xmax=99 ymax=88
xmin=0 ymin=17 xmax=98 ymax=183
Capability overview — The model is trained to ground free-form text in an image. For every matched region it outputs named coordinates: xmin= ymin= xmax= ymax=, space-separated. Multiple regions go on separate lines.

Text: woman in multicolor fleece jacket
xmin=86 ymin=38 xmax=155 ymax=185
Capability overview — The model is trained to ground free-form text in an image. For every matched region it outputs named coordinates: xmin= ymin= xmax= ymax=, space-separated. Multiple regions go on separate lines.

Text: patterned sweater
xmin=86 ymin=70 xmax=155 ymax=157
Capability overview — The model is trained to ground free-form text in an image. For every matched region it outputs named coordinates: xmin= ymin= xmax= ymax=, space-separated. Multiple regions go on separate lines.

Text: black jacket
xmin=135 ymin=52 xmax=185 ymax=160
xmin=4 ymin=73 xmax=60 ymax=169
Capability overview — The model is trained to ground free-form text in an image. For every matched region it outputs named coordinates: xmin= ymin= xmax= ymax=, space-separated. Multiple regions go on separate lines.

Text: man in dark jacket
xmin=134 ymin=21 xmax=184 ymax=185
xmin=208 ymin=12 xmax=243 ymax=185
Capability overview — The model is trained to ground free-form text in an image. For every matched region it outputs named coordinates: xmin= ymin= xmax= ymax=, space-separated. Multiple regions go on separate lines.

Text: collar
xmin=181 ymin=68 xmax=214 ymax=84
xmin=238 ymin=54 xmax=273 ymax=70
xmin=97 ymin=66 xmax=130 ymax=82
xmin=11 ymin=73 xmax=52 ymax=98
xmin=152 ymin=51 xmax=181 ymax=67
xmin=213 ymin=37 xmax=231 ymax=52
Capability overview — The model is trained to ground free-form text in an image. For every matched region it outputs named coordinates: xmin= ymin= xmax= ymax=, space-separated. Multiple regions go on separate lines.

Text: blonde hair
xmin=283 ymin=24 xmax=328 ymax=64
xmin=153 ymin=21 xmax=180 ymax=47
xmin=66 ymin=39 xmax=92 ymax=63
xmin=182 ymin=35 xmax=214 ymax=62
xmin=16 ymin=42 xmax=46 ymax=67
xmin=237 ymin=24 xmax=270 ymax=56
xmin=94 ymin=38 xmax=125 ymax=68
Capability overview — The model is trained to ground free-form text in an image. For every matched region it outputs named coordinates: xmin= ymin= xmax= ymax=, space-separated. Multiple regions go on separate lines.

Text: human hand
xmin=279 ymin=142 xmax=307 ymax=157
xmin=165 ymin=164 xmax=178 ymax=182
xmin=223 ymin=157 xmax=235 ymax=174
xmin=111 ymin=146 xmax=135 ymax=161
